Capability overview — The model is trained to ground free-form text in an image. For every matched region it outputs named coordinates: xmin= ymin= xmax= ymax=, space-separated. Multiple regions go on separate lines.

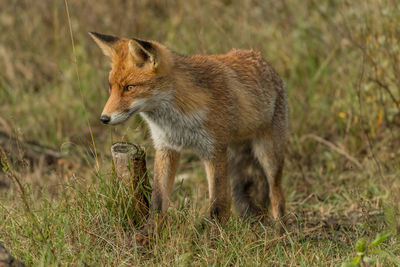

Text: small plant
xmin=341 ymin=231 xmax=392 ymax=267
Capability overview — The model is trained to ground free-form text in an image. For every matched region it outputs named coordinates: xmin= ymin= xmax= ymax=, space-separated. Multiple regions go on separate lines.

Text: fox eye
xmin=124 ymin=84 xmax=136 ymax=92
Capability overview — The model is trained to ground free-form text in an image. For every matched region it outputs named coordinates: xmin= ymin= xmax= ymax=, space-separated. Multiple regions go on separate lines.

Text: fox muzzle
xmin=100 ymin=115 xmax=111 ymax=124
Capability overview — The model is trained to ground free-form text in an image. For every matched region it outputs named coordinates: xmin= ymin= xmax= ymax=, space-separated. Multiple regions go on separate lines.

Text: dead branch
xmin=0 ymin=130 xmax=65 ymax=165
xmin=301 ymin=134 xmax=363 ymax=169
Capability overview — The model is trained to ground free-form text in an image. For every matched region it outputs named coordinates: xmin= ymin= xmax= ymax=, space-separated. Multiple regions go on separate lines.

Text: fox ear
xmin=128 ymin=39 xmax=158 ymax=69
xmin=88 ymin=32 xmax=119 ymax=58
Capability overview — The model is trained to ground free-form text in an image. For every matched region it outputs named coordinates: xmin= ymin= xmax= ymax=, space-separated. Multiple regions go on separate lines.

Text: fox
xmin=89 ymin=32 xmax=289 ymax=224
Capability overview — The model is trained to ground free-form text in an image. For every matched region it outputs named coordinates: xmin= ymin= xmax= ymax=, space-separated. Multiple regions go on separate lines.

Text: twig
xmin=370 ymin=78 xmax=400 ymax=109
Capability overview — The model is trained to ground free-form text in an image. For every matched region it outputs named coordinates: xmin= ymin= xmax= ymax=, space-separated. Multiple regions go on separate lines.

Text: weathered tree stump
xmin=111 ymin=142 xmax=150 ymax=220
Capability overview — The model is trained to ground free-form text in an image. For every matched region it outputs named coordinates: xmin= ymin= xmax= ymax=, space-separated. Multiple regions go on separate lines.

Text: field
xmin=0 ymin=0 xmax=399 ymax=266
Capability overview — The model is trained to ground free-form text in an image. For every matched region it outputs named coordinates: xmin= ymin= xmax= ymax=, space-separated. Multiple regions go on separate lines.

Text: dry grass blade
xmin=63 ymin=0 xmax=100 ymax=172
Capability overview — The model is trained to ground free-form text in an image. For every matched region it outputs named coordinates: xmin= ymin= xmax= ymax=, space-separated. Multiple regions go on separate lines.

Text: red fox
xmin=89 ymin=32 xmax=288 ymax=223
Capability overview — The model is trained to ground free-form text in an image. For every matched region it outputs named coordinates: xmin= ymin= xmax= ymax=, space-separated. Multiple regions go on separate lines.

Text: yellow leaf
xmin=338 ymin=112 xmax=346 ymax=118
xmin=376 ymin=109 xmax=383 ymax=125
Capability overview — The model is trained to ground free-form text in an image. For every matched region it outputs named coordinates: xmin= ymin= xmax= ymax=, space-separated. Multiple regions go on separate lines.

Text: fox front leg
xmin=139 ymin=148 xmax=180 ymax=243
xmin=203 ymin=147 xmax=231 ymax=221
xmin=150 ymin=148 xmax=180 ymax=215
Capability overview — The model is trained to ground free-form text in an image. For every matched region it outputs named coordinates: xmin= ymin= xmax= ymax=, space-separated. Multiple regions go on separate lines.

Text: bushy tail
xmin=228 ymin=141 xmax=270 ymax=217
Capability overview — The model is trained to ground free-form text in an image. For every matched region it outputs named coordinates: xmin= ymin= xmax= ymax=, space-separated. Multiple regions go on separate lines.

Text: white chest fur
xmin=140 ymin=100 xmax=214 ymax=158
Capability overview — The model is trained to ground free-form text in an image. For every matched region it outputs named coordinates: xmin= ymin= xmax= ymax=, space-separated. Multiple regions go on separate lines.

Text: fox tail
xmin=228 ymin=141 xmax=270 ymax=218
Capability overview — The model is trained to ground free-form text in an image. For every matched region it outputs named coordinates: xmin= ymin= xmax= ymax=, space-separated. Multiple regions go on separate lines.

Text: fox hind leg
xmin=251 ymin=133 xmax=286 ymax=223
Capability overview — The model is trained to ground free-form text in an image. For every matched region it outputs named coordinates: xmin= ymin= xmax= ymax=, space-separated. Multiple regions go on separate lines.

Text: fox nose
xmin=100 ymin=115 xmax=111 ymax=124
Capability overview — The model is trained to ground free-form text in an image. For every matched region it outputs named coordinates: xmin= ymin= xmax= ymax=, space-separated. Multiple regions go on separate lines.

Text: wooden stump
xmin=111 ymin=142 xmax=150 ymax=220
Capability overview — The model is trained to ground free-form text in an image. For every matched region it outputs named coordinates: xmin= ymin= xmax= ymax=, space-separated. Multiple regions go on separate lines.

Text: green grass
xmin=1 ymin=0 xmax=400 ymax=266
xmin=1 ymin=159 xmax=398 ymax=266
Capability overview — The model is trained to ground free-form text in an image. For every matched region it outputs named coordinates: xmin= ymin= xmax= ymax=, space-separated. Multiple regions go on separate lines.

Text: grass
xmin=0 ymin=0 xmax=399 ymax=266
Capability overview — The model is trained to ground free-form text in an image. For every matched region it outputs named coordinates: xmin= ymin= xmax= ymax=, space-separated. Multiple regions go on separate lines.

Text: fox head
xmin=89 ymin=32 xmax=173 ymax=125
